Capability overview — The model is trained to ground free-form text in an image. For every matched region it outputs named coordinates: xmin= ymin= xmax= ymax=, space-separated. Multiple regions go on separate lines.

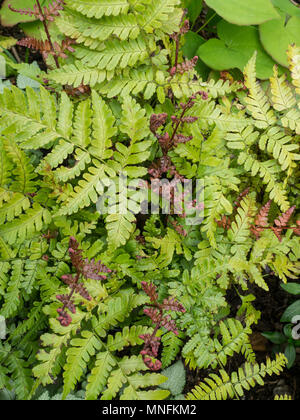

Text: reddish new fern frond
xmin=9 ymin=0 xmax=64 ymax=22
xmin=234 ymin=187 xmax=251 ymax=211
xmin=57 ymin=237 xmax=111 ymax=326
xmin=139 ymin=281 xmax=185 ymax=370
xmin=271 ymin=206 xmax=296 ymax=242
xmin=169 ymin=56 xmax=198 ymax=77
xmin=251 ymin=203 xmax=299 ymax=241
xmin=251 ymin=200 xmax=271 ymax=239
xmin=148 ymin=92 xmax=207 ymax=180
xmin=17 ymin=37 xmax=75 ymax=60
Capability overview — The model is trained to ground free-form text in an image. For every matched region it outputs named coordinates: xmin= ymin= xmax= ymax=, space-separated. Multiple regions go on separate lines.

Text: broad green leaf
xmin=260 ymin=14 xmax=300 ymax=67
xmin=271 ymin=0 xmax=300 ymax=18
xmin=281 ymin=283 xmax=300 ymax=296
xmin=280 ymin=300 xmax=300 ymax=323
xmin=284 ymin=343 xmax=296 ymax=368
xmin=205 ymin=0 xmax=280 ymax=25
xmin=261 ymin=331 xmax=286 ymax=345
xmin=182 ymin=31 xmax=209 ymax=79
xmin=198 ymin=20 xmax=279 ymax=79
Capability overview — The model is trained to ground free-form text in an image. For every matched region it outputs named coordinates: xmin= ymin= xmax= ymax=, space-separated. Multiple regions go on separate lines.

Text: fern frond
xmin=259 ymin=127 xmax=300 ymax=172
xmin=57 ymin=9 xmax=140 ymax=44
xmin=74 ymin=37 xmax=154 ymax=71
xmin=274 ymin=394 xmax=292 ymax=400
xmin=186 ymin=354 xmax=287 ymax=400
xmin=270 ymin=65 xmax=296 ymax=111
xmin=106 ymin=212 xmax=136 ymax=251
xmin=213 ymin=319 xmax=253 ymax=367
xmin=237 ymin=153 xmax=290 ymax=211
xmin=48 ymin=62 xmax=107 ymax=88
xmin=62 ymin=330 xmax=102 ymax=399
xmin=5 ymin=351 xmax=33 ymax=400
xmin=2 ymin=137 xmax=37 ymax=193
xmin=0 ymin=203 xmax=51 ymax=245
xmin=281 ymin=108 xmax=300 ymax=134
xmin=161 ymin=331 xmax=184 ymax=368
xmin=0 ymin=259 xmax=23 ymax=318
xmin=90 ymin=91 xmax=117 ymax=159
xmin=0 ymin=193 xmax=30 ymax=224
xmin=228 ymin=196 xmax=256 ymax=245
xmin=244 ymin=53 xmax=276 ymax=129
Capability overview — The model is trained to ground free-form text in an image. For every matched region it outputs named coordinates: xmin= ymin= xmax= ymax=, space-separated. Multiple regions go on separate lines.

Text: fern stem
xmin=35 ymin=0 xmax=60 ymax=69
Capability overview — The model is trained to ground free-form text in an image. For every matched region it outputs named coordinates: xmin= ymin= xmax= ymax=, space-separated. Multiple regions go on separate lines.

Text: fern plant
xmin=0 ymin=37 xmax=299 ymax=401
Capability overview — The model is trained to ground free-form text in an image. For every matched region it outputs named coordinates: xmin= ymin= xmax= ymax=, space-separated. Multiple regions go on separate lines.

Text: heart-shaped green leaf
xmin=281 ymin=300 xmax=300 ymax=323
xmin=197 ymin=20 xmax=279 ymax=79
xmin=281 ymin=282 xmax=300 ymax=296
xmin=272 ymin=0 xmax=300 ymax=18
xmin=260 ymin=13 xmax=300 ymax=67
xmin=205 ymin=0 xmax=280 ymax=25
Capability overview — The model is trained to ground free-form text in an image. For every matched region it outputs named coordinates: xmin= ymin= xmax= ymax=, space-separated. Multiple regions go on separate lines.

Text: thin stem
xmin=61 ymin=272 xmax=79 ymax=312
xmin=35 ymin=0 xmax=60 ymax=69
xmin=196 ymin=12 xmax=217 ymax=34
xmin=11 ymin=46 xmax=21 ymax=63
xmin=169 ymin=102 xmax=190 ymax=146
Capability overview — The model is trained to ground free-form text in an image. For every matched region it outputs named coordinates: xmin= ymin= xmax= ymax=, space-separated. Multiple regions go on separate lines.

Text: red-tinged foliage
xmin=234 ymin=188 xmax=251 ymax=211
xmin=17 ymin=37 xmax=75 ymax=60
xmin=271 ymin=206 xmax=296 ymax=242
xmin=9 ymin=0 xmax=64 ymax=22
xmin=57 ymin=237 xmax=111 ymax=326
xmin=251 ymin=201 xmax=272 ymax=239
xmin=169 ymin=56 xmax=198 ymax=76
xmin=139 ymin=281 xmax=185 ymax=370
xmin=148 ymin=92 xmax=207 ymax=181
xmin=141 ymin=281 xmax=158 ymax=303
xmin=216 ymin=215 xmax=232 ymax=230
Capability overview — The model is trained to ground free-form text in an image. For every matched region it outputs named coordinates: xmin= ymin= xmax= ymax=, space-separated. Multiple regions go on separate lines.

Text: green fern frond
xmin=228 ymin=196 xmax=256 ymax=245
xmin=270 ymin=65 xmax=296 ymax=111
xmin=244 ymin=53 xmax=276 ymax=129
xmin=5 ymin=351 xmax=33 ymax=400
xmin=237 ymin=153 xmax=290 ymax=211
xmin=213 ymin=319 xmax=253 ymax=367
xmin=259 ymin=127 xmax=300 ymax=172
xmin=274 ymin=394 xmax=292 ymax=400
xmin=186 ymin=354 xmax=287 ymax=400
xmin=0 ymin=203 xmax=51 ymax=245
xmin=281 ymin=108 xmax=300 ymax=135
xmin=74 ymin=37 xmax=155 ymax=71
xmin=62 ymin=331 xmax=102 ymax=399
